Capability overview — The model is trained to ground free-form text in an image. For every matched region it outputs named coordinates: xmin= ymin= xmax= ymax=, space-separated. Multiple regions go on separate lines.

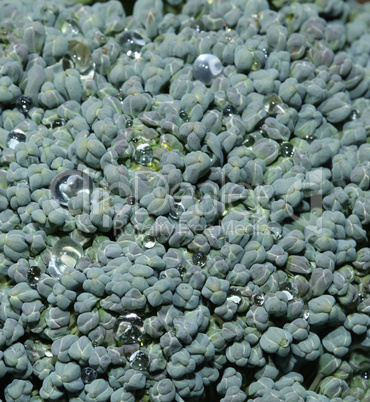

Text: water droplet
xmin=126 ymin=119 xmax=133 ymax=128
xmin=118 ymin=31 xmax=145 ymax=59
xmin=350 ymin=110 xmax=360 ymax=120
xmin=279 ymin=282 xmax=298 ymax=300
xmin=358 ymin=293 xmax=367 ymax=304
xmin=143 ymin=235 xmax=155 ymax=249
xmin=193 ymin=54 xmax=222 ymax=84
xmin=126 ymin=196 xmax=137 ymax=205
xmin=178 ymin=265 xmax=186 ymax=278
xmin=243 ymin=135 xmax=255 ymax=147
xmin=44 ymin=348 xmax=53 ymax=357
xmin=60 ymin=19 xmax=79 ymax=35
xmin=251 ymin=56 xmax=261 ymax=71
xmin=129 ymin=350 xmax=150 ymax=371
xmin=192 ymin=252 xmax=207 ymax=267
xmin=26 ymin=266 xmax=41 ymax=288
xmin=7 ymin=129 xmax=26 ymax=149
xmin=49 ymin=237 xmax=83 ymax=278
xmin=134 ymin=144 xmax=154 ymax=165
xmin=63 ymin=40 xmax=94 ymax=79
xmin=268 ymin=222 xmax=283 ymax=241
xmin=51 ymin=118 xmax=66 ymax=129
xmin=361 ymin=371 xmax=369 ymax=380
xmin=81 ymin=367 xmax=98 ymax=384
xmin=16 ymin=95 xmax=33 ymax=114
xmin=227 ymin=295 xmax=241 ymax=304
xmin=50 ymin=169 xmax=94 ymax=207
xmin=263 ymin=94 xmax=284 ymax=115
xmin=252 ymin=294 xmax=265 ymax=306
xmin=179 ymin=109 xmax=189 ymax=121
xmin=305 ymin=134 xmax=315 ymax=143
xmin=280 ymin=142 xmax=295 ymax=157
xmin=114 ymin=315 xmax=143 ymax=344
xmin=169 ymin=201 xmax=185 ymax=220
xmin=223 ymin=105 xmax=236 ymax=117
xmin=303 ymin=309 xmax=310 ymax=320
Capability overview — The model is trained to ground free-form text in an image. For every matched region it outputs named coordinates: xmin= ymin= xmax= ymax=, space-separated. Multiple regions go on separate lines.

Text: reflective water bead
xmin=7 ymin=129 xmax=26 ymax=149
xmin=118 ymin=31 xmax=145 ymax=59
xmin=50 ymin=169 xmax=93 ymax=206
xmin=60 ymin=19 xmax=79 ymax=35
xmin=143 ymin=235 xmax=156 ymax=249
xmin=252 ymin=294 xmax=264 ymax=306
xmin=305 ymin=134 xmax=315 ymax=143
xmin=178 ymin=265 xmax=186 ymax=278
xmin=279 ymin=282 xmax=298 ymax=300
xmin=126 ymin=119 xmax=133 ymax=128
xmin=193 ymin=54 xmax=222 ymax=84
xmin=192 ymin=251 xmax=207 ymax=267
xmin=268 ymin=221 xmax=283 ymax=241
xmin=169 ymin=202 xmax=185 ymax=220
xmin=223 ymin=105 xmax=236 ymax=117
xmin=119 ymin=312 xmax=144 ymax=328
xmin=280 ymin=142 xmax=295 ymax=157
xmin=263 ymin=94 xmax=285 ymax=115
xmin=114 ymin=315 xmax=143 ymax=344
xmin=358 ymin=293 xmax=367 ymax=304
xmin=81 ymin=367 xmax=98 ymax=384
xmin=44 ymin=348 xmax=53 ymax=357
xmin=350 ymin=110 xmax=360 ymax=120
xmin=179 ymin=109 xmax=189 ymax=121
xmin=251 ymin=56 xmax=261 ymax=71
xmin=51 ymin=118 xmax=66 ymax=128
xmin=134 ymin=144 xmax=154 ymax=165
xmin=16 ymin=95 xmax=33 ymax=114
xmin=303 ymin=309 xmax=310 ymax=320
xmin=63 ymin=40 xmax=94 ymax=78
xmin=126 ymin=196 xmax=137 ymax=205
xmin=361 ymin=371 xmax=369 ymax=380
xmin=227 ymin=294 xmax=241 ymax=304
xmin=49 ymin=237 xmax=83 ymax=277
xmin=129 ymin=350 xmax=150 ymax=371
xmin=26 ymin=266 xmax=41 ymax=288
xmin=243 ymin=135 xmax=255 ymax=147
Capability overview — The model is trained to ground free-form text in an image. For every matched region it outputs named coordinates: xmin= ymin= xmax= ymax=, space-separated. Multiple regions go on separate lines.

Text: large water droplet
xmin=81 ymin=367 xmax=98 ymax=384
xmin=126 ymin=196 xmax=137 ymax=205
xmin=118 ymin=31 xmax=145 ymax=59
xmin=16 ymin=95 xmax=33 ymax=114
xmin=169 ymin=201 xmax=185 ymax=220
xmin=143 ymin=235 xmax=155 ymax=249
xmin=51 ymin=118 xmax=66 ymax=129
xmin=303 ymin=309 xmax=310 ymax=320
xmin=252 ymin=294 xmax=265 ymax=306
xmin=193 ymin=54 xmax=222 ymax=84
xmin=7 ymin=129 xmax=26 ymax=149
xmin=268 ymin=222 xmax=283 ymax=241
xmin=279 ymin=282 xmax=298 ymax=300
xmin=49 ymin=237 xmax=83 ymax=278
xmin=129 ymin=350 xmax=150 ymax=371
xmin=280 ymin=142 xmax=295 ymax=157
xmin=243 ymin=135 xmax=255 ymax=147
xmin=63 ymin=40 xmax=94 ymax=79
xmin=263 ymin=94 xmax=285 ymax=115
xmin=361 ymin=371 xmax=369 ymax=380
xmin=179 ymin=109 xmax=189 ymax=121
xmin=223 ymin=105 xmax=236 ymax=117
xmin=114 ymin=315 xmax=144 ymax=345
xmin=134 ymin=144 xmax=154 ymax=165
xmin=60 ymin=19 xmax=79 ymax=36
xmin=50 ymin=169 xmax=93 ymax=207
xmin=192 ymin=252 xmax=207 ymax=267
xmin=350 ymin=110 xmax=360 ymax=120
xmin=26 ymin=266 xmax=41 ymax=288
